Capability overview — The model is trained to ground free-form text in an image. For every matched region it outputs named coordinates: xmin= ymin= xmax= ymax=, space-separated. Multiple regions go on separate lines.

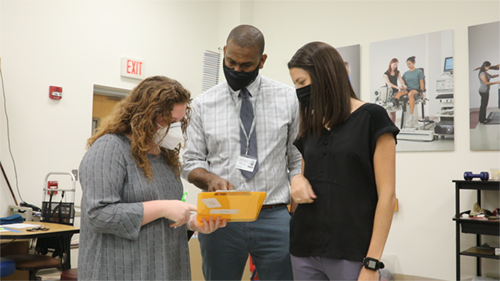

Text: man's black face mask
xmin=223 ymin=59 xmax=260 ymax=91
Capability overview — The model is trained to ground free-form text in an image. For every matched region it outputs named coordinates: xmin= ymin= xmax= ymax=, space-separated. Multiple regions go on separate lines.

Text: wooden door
xmin=92 ymin=94 xmax=122 ymax=133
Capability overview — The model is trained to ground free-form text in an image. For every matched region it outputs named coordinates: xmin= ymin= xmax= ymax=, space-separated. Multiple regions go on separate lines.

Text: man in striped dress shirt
xmin=182 ymin=24 xmax=301 ymax=280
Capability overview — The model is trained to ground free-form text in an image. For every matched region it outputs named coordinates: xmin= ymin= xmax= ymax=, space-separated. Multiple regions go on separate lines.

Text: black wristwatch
xmin=362 ymin=257 xmax=385 ymax=271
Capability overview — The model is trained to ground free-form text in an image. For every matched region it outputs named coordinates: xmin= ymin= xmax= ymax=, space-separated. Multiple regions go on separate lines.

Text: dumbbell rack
xmin=452 ymin=180 xmax=500 ymax=280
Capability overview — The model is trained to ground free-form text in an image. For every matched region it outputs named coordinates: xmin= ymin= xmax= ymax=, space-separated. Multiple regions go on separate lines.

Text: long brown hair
xmin=288 ymin=41 xmax=358 ymax=137
xmin=386 ymin=58 xmax=400 ymax=76
xmin=474 ymin=61 xmax=500 ymax=71
xmin=87 ymin=76 xmax=191 ymax=179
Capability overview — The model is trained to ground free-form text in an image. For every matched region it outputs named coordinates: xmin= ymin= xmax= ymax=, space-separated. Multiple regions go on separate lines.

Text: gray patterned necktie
xmin=240 ymin=88 xmax=258 ymax=179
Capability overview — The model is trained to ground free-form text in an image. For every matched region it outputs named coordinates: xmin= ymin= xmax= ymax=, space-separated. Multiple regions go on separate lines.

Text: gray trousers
xmin=290 ymin=255 xmax=382 ymax=281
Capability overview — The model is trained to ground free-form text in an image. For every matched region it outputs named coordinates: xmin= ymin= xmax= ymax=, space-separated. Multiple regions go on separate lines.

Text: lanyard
xmin=230 ymin=84 xmax=260 ymax=155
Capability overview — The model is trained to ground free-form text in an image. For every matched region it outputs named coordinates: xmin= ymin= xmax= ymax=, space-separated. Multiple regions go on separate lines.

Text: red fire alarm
xmin=49 ymin=86 xmax=62 ymax=100
xmin=47 ymin=181 xmax=58 ymax=195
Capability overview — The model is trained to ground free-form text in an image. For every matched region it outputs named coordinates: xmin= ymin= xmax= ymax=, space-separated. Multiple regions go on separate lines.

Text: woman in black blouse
xmin=384 ymin=58 xmax=407 ymax=95
xmin=288 ymin=42 xmax=399 ymax=280
xmin=383 ymin=58 xmax=407 ymax=123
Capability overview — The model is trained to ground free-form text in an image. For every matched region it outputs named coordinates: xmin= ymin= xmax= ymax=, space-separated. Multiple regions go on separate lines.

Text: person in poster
xmin=473 ymin=61 xmax=500 ymax=124
xmin=391 ymin=56 xmax=425 ymax=128
xmin=384 ymin=58 xmax=407 ymax=123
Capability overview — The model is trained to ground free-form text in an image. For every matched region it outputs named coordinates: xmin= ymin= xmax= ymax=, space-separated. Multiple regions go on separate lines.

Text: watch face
xmin=363 ymin=257 xmax=379 ymax=270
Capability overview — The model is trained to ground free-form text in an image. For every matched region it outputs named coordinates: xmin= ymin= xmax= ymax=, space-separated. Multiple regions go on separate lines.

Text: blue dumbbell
xmin=463 ymin=171 xmax=489 ymax=181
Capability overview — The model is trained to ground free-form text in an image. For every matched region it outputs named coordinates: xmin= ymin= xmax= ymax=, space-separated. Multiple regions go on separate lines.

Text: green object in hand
xmin=181 ymin=191 xmax=188 ymax=202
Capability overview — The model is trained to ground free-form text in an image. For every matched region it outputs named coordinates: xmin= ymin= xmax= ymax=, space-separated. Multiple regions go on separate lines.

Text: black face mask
xmin=223 ymin=60 xmax=260 ymax=91
xmin=296 ymin=84 xmax=311 ymax=108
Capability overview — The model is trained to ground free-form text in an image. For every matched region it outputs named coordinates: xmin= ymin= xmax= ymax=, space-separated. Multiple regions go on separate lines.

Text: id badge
xmin=236 ymin=155 xmax=258 ymax=172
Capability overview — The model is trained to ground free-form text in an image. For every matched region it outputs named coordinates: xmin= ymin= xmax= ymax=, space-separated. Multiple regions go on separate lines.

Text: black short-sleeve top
xmin=291 ymin=103 xmax=399 ymax=262
xmin=384 ymin=71 xmax=398 ymax=93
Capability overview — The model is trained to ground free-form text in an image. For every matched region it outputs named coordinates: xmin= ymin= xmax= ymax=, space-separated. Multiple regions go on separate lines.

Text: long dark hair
xmin=386 ymin=58 xmax=400 ymax=76
xmin=288 ymin=41 xmax=358 ymax=137
xmin=480 ymin=61 xmax=491 ymax=73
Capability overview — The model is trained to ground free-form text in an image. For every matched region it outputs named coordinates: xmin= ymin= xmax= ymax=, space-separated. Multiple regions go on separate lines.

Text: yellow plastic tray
xmin=197 ymin=191 xmax=267 ymax=222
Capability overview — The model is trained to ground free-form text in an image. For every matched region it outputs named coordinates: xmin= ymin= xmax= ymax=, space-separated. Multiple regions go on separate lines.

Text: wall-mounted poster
xmin=337 ymin=44 xmax=360 ymax=98
xmin=468 ymin=21 xmax=500 ymax=151
xmin=370 ymin=30 xmax=454 ymax=152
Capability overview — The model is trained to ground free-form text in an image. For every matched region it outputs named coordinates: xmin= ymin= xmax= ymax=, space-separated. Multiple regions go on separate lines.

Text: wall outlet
xmin=71 ymin=169 xmax=78 ymax=181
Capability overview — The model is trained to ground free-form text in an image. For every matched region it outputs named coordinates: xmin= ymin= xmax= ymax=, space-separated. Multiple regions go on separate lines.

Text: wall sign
xmin=121 ymin=57 xmax=144 ymax=79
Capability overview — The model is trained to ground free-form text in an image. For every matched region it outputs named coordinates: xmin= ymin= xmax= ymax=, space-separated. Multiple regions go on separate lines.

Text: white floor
xmin=393 ymin=116 xmax=455 ymax=152
xmin=393 ymin=107 xmax=500 ymax=152
xmin=397 ymin=136 xmax=454 ymax=152
xmin=470 ymin=109 xmax=500 ymax=151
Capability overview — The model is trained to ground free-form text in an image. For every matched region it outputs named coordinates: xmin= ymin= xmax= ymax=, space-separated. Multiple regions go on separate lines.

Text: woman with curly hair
xmin=78 ymin=76 xmax=226 ymax=281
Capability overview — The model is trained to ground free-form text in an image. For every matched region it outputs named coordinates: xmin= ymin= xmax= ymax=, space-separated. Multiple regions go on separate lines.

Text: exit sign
xmin=121 ymin=57 xmax=145 ymax=79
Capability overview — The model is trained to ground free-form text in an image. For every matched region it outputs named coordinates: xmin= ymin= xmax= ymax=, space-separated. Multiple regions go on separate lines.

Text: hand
xmin=163 ymin=201 xmax=197 ymax=228
xmin=291 ymin=174 xmax=316 ymax=204
xmin=207 ymin=174 xmax=234 ymax=192
xmin=357 ymin=267 xmax=379 ymax=281
xmin=189 ymin=214 xmax=227 ymax=234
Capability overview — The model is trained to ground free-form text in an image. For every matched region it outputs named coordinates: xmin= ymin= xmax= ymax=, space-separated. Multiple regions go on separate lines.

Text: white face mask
xmin=155 ymin=122 xmax=184 ymax=150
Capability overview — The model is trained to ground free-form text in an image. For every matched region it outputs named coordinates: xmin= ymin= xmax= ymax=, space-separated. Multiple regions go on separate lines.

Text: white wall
xmin=0 ymin=0 xmax=221 ymax=207
xmin=1 ymin=1 xmax=499 ymax=280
